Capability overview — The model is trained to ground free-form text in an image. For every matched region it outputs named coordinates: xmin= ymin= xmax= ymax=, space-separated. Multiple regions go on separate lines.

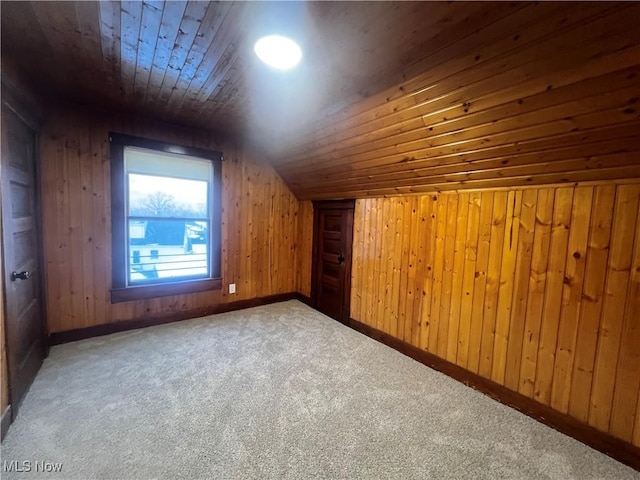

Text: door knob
xmin=337 ymin=254 xmax=345 ymax=263
xmin=11 ymin=271 xmax=31 ymax=281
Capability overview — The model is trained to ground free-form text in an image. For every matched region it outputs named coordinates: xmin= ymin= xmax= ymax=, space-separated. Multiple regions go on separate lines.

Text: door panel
xmin=1 ymin=105 xmax=45 ymax=418
xmin=312 ymin=202 xmax=354 ymax=324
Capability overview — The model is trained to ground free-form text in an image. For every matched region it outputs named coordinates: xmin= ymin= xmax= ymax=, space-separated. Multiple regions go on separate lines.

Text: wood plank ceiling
xmin=0 ymin=1 xmax=496 ymax=138
xmin=2 ymin=1 xmax=639 ymax=199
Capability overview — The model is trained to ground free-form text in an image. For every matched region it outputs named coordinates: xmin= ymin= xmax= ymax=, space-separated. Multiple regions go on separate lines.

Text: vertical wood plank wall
xmin=296 ymin=201 xmax=313 ymax=297
xmin=351 ymin=183 xmax=640 ymax=447
xmin=40 ymin=103 xmax=312 ymax=334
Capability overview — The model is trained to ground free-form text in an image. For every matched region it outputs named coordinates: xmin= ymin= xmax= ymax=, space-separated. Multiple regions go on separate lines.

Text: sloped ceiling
xmin=2 ymin=1 xmax=639 ymax=199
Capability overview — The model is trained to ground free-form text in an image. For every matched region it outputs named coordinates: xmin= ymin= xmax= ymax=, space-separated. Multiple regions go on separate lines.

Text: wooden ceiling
xmin=1 ymin=1 xmax=503 ymax=139
xmin=2 ymin=1 xmax=640 ymax=199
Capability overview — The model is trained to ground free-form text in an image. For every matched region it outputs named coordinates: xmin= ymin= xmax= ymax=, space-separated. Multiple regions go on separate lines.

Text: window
xmin=110 ymin=133 xmax=222 ymax=303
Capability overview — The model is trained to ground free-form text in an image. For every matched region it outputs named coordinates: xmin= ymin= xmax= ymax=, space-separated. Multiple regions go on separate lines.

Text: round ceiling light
xmin=254 ymin=35 xmax=302 ymax=70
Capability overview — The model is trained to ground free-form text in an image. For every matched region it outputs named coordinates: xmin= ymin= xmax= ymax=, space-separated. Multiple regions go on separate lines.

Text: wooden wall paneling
xmin=389 ymin=199 xmax=404 ymax=339
xmin=371 ymin=199 xmax=383 ymax=329
xmin=79 ymin=116 xmax=96 ymax=328
xmin=242 ymin=151 xmax=253 ymax=299
xmin=350 ymin=201 xmax=363 ymax=316
xmin=567 ymin=185 xmax=615 ymax=421
xmin=241 ymin=156 xmax=253 ymax=300
xmin=503 ymin=189 xmax=537 ymax=390
xmin=550 ymin=187 xmax=594 ymax=412
xmin=266 ymin=167 xmax=275 ymax=292
xmin=354 ymin=201 xmax=366 ymax=321
xmin=409 ymin=196 xmax=428 ymax=346
xmin=446 ymin=192 xmax=469 ymax=363
xmin=282 ymin=183 xmax=290 ymax=293
xmin=39 ymin=103 xmax=303 ymax=333
xmin=349 ymin=183 xmax=639 ymax=445
xmin=297 ymin=201 xmax=313 ymax=297
xmin=230 ymin=151 xmax=242 ymax=298
xmin=379 ymin=199 xmax=393 ymax=334
xmin=246 ymin=158 xmax=258 ymax=299
xmin=589 ymin=185 xmax=640 ymax=431
xmin=396 ymin=199 xmax=410 ymax=339
xmin=490 ymin=191 xmax=522 ymax=385
xmin=382 ymin=199 xmax=398 ymax=333
xmin=467 ymin=191 xmax=493 ymax=373
xmin=278 ymin=185 xmax=285 ymax=294
xmin=418 ymin=196 xmax=437 ymax=350
xmin=371 ymin=198 xmax=383 ymax=331
xmin=365 ymin=199 xmax=375 ymax=320
xmin=352 ymin=182 xmax=640 ymax=442
xmin=285 ymin=176 xmax=295 ymax=293
xmin=427 ymin=195 xmax=447 ymax=354
xmin=456 ymin=192 xmax=480 ymax=367
xmin=519 ymin=188 xmax=555 ymax=398
xmin=300 ymin=200 xmax=312 ymax=296
xmin=373 ymin=199 xmax=384 ymax=332
xmin=382 ymin=199 xmax=395 ymax=335
xmin=255 ymin=166 xmax=266 ymax=297
xmin=356 ymin=199 xmax=367 ymax=326
xmin=220 ymin=139 xmax=233 ymax=300
xmin=391 ymin=198 xmax=405 ymax=336
xmin=287 ymin=179 xmax=298 ymax=293
xmin=437 ymin=194 xmax=458 ymax=359
xmin=608 ymin=186 xmax=640 ymax=442
xmin=400 ymin=198 xmax=415 ymax=338
xmin=280 ymin=177 xmax=289 ymax=293
xmin=404 ymin=197 xmax=420 ymax=344
xmin=399 ymin=197 xmax=412 ymax=339
xmin=272 ymin=172 xmax=280 ymax=293
xmin=361 ymin=200 xmax=375 ymax=328
xmin=61 ymin=112 xmax=77 ymax=330
xmin=478 ymin=192 xmax=507 ymax=379
xmin=533 ymin=187 xmax=574 ymax=404
xmin=255 ymin=159 xmax=265 ymax=297
xmin=90 ymin=116 xmax=110 ymax=326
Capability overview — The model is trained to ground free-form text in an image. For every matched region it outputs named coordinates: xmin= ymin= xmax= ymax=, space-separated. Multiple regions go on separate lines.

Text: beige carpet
xmin=1 ymin=300 xmax=637 ymax=479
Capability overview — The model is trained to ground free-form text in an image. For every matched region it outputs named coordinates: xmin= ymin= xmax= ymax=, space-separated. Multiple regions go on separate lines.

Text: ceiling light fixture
xmin=254 ymin=35 xmax=302 ymax=70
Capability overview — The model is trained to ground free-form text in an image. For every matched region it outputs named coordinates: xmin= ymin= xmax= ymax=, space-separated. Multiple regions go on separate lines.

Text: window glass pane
xmin=129 ymin=219 xmax=209 ymax=283
xmin=128 ymin=174 xmax=208 ymax=219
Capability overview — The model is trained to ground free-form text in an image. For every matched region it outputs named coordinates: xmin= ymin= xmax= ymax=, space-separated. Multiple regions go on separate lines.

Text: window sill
xmin=110 ymin=277 xmax=222 ymax=303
